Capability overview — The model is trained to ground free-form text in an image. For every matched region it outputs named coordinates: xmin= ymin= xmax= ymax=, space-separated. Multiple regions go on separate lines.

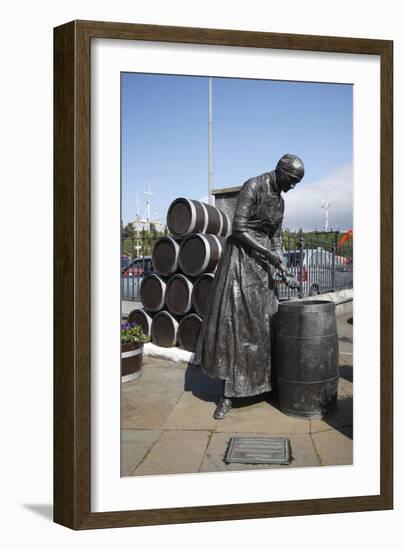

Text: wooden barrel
xmin=178 ymin=313 xmax=202 ymax=352
xmin=166 ymin=274 xmax=194 ymax=316
xmin=127 ymin=308 xmax=153 ymax=337
xmin=152 ymin=236 xmax=181 ymax=276
xmin=167 ymin=197 xmax=231 ymax=237
xmin=121 ymin=343 xmax=143 ymax=379
xmin=178 ymin=233 xmax=224 ymax=276
xmin=192 ymin=273 xmax=215 ymax=317
xmin=276 ymin=300 xmax=339 ymax=420
xmin=151 ymin=310 xmax=179 ymax=347
xmin=140 ymin=274 xmax=167 ymax=312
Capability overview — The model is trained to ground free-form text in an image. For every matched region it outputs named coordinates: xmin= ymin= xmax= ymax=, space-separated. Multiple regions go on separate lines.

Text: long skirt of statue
xmin=193 ymin=231 xmax=279 ymax=397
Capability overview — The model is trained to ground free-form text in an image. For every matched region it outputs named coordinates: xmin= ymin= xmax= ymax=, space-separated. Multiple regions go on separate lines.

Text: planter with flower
xmin=121 ymin=322 xmax=150 ymax=382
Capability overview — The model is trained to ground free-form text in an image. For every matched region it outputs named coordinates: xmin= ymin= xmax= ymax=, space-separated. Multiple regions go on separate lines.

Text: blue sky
xmin=121 ymin=73 xmax=353 ymax=231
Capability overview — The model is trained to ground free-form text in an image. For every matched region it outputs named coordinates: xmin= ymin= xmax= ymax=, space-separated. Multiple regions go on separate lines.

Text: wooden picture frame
xmin=54 ymin=20 xmax=393 ymax=529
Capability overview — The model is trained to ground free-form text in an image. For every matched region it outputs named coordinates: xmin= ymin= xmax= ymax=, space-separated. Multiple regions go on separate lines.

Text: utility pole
xmin=208 ymin=77 xmax=213 ymax=205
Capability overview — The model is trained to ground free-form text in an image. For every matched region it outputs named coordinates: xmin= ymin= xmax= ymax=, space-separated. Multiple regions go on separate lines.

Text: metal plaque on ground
xmin=225 ymin=437 xmax=292 ymax=465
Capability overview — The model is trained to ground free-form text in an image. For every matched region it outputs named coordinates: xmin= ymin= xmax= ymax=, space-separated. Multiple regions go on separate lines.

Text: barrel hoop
xmin=188 ymin=199 xmax=197 ymax=233
xmin=129 ymin=309 xmax=153 ymax=334
xmin=198 ymin=234 xmax=211 ymax=274
xmin=153 ymin=237 xmax=179 ymax=275
xmin=211 ymin=234 xmax=222 ymax=255
xmin=169 ymin=238 xmax=180 ymax=272
xmin=277 ymin=333 xmax=338 ymax=339
xmin=143 ymin=311 xmax=153 ymax=334
xmin=141 ymin=274 xmax=166 ymax=311
xmin=154 ymin=275 xmax=166 ymax=311
xmin=122 ymin=347 xmax=143 ymax=359
xmin=223 ymin=212 xmax=232 ymax=236
xmin=277 ymin=375 xmax=339 ymax=385
xmin=200 ymin=202 xmax=209 ymax=233
xmin=217 ymin=209 xmax=224 ymax=236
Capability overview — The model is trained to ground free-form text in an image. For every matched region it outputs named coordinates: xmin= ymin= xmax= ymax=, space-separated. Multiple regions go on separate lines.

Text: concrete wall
xmin=293 ymin=288 xmax=353 ymax=316
xmin=212 ymin=185 xmax=241 ymax=220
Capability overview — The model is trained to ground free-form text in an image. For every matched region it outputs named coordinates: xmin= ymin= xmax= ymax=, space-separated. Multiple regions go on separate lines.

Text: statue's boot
xmin=213 ymin=397 xmax=232 ymax=420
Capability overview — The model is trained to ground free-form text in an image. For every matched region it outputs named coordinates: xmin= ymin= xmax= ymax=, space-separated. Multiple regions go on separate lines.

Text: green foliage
xmin=121 ymin=322 xmax=150 ymax=345
xmin=281 ymin=230 xmax=352 ymax=256
xmin=123 ymin=222 xmax=135 ymax=238
xmin=122 ymin=226 xmax=169 ymax=257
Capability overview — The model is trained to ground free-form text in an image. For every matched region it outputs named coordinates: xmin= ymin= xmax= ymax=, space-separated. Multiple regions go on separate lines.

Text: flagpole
xmin=208 ymin=77 xmax=213 ymax=204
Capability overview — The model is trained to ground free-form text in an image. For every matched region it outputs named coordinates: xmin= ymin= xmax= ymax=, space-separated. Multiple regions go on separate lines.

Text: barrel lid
xmin=152 ymin=237 xmax=180 ymax=275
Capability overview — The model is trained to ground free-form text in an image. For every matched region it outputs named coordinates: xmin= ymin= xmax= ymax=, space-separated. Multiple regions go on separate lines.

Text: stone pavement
xmin=122 ymin=313 xmax=353 ymax=476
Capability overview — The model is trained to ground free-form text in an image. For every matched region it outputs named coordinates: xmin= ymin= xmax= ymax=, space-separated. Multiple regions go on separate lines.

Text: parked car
xmin=280 ymin=248 xmax=352 ymax=296
xmin=122 ymin=256 xmax=154 ymax=278
xmin=121 ymin=256 xmax=154 ymax=300
xmin=121 ymin=255 xmax=131 ymax=273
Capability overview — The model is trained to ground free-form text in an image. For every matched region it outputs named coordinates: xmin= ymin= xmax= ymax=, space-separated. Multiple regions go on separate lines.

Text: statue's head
xmin=275 ymin=154 xmax=305 ymax=192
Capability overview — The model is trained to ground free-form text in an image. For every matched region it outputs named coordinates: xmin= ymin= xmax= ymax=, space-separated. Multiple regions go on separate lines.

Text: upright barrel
xmin=151 ymin=311 xmax=179 ymax=348
xmin=140 ymin=274 xmax=167 ymax=312
xmin=276 ymin=300 xmax=339 ymax=419
xmin=152 ymin=236 xmax=181 ymax=276
xmin=179 ymin=233 xmax=224 ymax=276
xmin=167 ymin=197 xmax=231 ymax=237
xmin=192 ymin=273 xmax=215 ymax=317
xmin=178 ymin=314 xmax=202 ymax=352
xmin=166 ymin=274 xmax=194 ymax=316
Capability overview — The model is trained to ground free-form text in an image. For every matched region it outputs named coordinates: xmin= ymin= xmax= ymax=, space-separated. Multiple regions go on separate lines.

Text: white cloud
xmin=283 ymin=164 xmax=353 ymax=231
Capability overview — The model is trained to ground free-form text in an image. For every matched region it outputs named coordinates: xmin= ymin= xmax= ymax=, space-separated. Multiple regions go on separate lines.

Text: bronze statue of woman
xmin=193 ymin=154 xmax=304 ymax=419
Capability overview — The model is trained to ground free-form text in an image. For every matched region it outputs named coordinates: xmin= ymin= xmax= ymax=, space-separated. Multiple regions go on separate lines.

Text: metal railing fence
xmin=121 ymin=229 xmax=353 ymax=302
xmin=277 ymin=230 xmax=353 ymax=300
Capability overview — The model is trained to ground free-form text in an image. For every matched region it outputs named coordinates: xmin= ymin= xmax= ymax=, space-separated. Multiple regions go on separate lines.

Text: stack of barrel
xmin=128 ymin=197 xmax=231 ymax=352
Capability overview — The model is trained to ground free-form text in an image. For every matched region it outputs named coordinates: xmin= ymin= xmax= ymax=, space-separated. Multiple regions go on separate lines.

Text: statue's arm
xmin=269 ymin=223 xmax=284 ymax=263
xmin=269 ymin=225 xmax=298 ymax=287
xmin=233 ymin=231 xmax=281 ymax=267
xmin=231 ymin=179 xmax=283 ymax=269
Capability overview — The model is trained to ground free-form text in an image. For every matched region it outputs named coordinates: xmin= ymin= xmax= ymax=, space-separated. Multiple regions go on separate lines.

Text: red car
xmin=122 ymin=256 xmax=154 ymax=277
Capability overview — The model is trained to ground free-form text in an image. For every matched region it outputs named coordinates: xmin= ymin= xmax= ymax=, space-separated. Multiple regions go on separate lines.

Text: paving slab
xmin=133 ymin=430 xmax=211 ymax=476
xmin=121 ymin=311 xmax=354 ymax=475
xmin=337 ymin=314 xmax=353 ymax=355
xmin=310 ymin=396 xmax=353 ymax=433
xmin=312 ymin=426 xmax=353 ymax=466
xmin=121 ymin=429 xmax=162 ymax=476
xmin=122 ymin=366 xmax=185 ymax=429
xmin=339 ymin=351 xmax=353 ymax=365
xmin=163 ymin=391 xmax=219 ymax=430
xmin=199 ymin=431 xmax=320 ymax=472
xmin=183 ymin=364 xmax=223 ymax=403
xmin=338 ymin=376 xmax=353 ymax=398
xmin=216 ymin=397 xmax=310 ymax=434
xmin=141 ymin=357 xmax=188 ymax=370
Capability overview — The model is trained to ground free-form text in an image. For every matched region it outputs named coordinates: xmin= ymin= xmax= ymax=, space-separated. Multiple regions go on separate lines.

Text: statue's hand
xmin=276 ymin=262 xmax=292 ymax=276
xmin=284 ymin=276 xmax=299 ymax=289
xmin=276 ymin=265 xmax=299 ymax=289
xmin=271 ymin=249 xmax=284 ymax=265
